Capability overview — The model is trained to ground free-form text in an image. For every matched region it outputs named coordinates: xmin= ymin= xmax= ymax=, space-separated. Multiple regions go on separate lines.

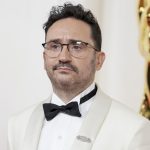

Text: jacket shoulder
xmin=8 ymin=100 xmax=46 ymax=150
xmin=94 ymin=90 xmax=150 ymax=149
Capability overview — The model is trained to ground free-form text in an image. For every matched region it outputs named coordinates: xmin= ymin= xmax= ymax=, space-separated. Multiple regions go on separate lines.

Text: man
xmin=8 ymin=3 xmax=150 ymax=150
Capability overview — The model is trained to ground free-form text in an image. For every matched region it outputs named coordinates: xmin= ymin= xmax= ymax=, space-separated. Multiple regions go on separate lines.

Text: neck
xmin=53 ymin=82 xmax=93 ymax=104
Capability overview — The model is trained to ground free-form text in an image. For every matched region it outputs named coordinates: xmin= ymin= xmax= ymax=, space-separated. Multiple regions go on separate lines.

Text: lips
xmin=58 ymin=66 xmax=72 ymax=70
xmin=56 ymin=66 xmax=73 ymax=72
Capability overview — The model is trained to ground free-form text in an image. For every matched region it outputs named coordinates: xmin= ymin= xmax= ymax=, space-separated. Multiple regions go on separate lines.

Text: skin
xmin=43 ymin=18 xmax=105 ymax=103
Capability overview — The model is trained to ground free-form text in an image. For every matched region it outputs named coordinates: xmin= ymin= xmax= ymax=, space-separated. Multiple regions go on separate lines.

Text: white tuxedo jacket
xmin=8 ymin=88 xmax=150 ymax=150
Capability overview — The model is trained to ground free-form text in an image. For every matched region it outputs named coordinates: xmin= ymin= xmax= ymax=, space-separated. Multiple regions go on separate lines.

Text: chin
xmin=51 ymin=77 xmax=74 ymax=89
xmin=58 ymin=79 xmax=73 ymax=87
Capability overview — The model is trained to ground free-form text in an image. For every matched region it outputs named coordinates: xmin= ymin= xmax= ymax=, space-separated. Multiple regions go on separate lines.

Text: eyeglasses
xmin=42 ymin=40 xmax=99 ymax=58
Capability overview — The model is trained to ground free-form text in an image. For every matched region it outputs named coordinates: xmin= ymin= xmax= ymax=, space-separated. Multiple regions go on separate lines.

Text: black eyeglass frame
xmin=42 ymin=40 xmax=99 ymax=52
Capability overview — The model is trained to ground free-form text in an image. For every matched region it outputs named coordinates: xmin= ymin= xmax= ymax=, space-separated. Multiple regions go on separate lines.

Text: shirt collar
xmin=51 ymin=82 xmax=95 ymax=106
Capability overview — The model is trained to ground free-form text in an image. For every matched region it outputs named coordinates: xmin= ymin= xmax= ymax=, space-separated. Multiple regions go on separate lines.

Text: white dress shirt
xmin=38 ymin=83 xmax=95 ymax=150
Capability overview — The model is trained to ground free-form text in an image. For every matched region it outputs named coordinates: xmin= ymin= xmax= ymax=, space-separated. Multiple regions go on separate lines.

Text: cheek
xmin=78 ymin=58 xmax=96 ymax=75
xmin=44 ymin=58 xmax=55 ymax=72
xmin=43 ymin=52 xmax=54 ymax=70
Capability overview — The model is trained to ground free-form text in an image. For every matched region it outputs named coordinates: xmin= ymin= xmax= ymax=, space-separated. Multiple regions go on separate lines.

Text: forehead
xmin=46 ymin=18 xmax=93 ymax=43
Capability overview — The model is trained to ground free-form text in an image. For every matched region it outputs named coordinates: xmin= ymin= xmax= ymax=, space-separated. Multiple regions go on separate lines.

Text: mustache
xmin=53 ymin=63 xmax=78 ymax=73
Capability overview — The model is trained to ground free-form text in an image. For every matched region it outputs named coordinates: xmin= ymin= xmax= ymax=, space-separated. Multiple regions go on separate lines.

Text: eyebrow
xmin=46 ymin=39 xmax=86 ymax=44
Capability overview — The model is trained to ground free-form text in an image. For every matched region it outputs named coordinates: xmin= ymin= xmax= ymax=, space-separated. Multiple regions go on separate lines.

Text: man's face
xmin=43 ymin=18 xmax=105 ymax=91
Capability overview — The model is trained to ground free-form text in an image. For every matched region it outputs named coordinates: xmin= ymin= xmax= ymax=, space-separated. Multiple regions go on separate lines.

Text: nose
xmin=58 ymin=45 xmax=72 ymax=62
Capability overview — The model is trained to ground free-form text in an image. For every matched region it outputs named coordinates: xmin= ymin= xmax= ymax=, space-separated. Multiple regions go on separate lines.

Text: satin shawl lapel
xmin=22 ymin=97 xmax=51 ymax=150
xmin=71 ymin=88 xmax=112 ymax=150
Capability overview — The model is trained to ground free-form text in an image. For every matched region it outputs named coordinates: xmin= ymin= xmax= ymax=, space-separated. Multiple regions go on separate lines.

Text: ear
xmin=95 ymin=51 xmax=105 ymax=70
xmin=43 ymin=51 xmax=46 ymax=70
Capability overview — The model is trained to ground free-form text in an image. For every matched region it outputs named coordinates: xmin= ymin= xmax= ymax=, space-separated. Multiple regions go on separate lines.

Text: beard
xmin=47 ymin=70 xmax=80 ymax=91
xmin=45 ymin=52 xmax=96 ymax=93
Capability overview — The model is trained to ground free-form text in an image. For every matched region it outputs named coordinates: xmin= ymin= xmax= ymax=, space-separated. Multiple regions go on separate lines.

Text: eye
xmin=49 ymin=42 xmax=60 ymax=49
xmin=72 ymin=44 xmax=82 ymax=50
xmin=70 ymin=41 xmax=86 ymax=51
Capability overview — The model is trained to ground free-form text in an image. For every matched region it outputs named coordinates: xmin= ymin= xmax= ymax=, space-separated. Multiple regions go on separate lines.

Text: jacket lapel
xmin=22 ymin=97 xmax=51 ymax=150
xmin=71 ymin=88 xmax=112 ymax=150
xmin=21 ymin=88 xmax=112 ymax=150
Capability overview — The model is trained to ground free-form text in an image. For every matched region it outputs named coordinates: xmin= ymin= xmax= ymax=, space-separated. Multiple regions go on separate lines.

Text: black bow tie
xmin=43 ymin=85 xmax=97 ymax=121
